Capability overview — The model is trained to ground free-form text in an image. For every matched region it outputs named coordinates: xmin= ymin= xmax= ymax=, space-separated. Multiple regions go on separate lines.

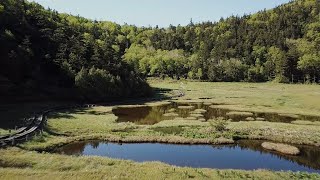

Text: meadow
xmin=1 ymin=80 xmax=320 ymax=179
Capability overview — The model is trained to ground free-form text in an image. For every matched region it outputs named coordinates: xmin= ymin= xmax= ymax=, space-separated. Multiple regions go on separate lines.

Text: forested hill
xmin=0 ymin=0 xmax=319 ymax=102
xmin=0 ymin=0 xmax=151 ymax=102
xmin=123 ymin=0 xmax=320 ymax=83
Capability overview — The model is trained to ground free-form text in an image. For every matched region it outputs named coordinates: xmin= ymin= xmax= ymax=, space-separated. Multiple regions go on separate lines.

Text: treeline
xmin=0 ymin=0 xmax=319 ymax=103
xmin=124 ymin=0 xmax=320 ymax=83
xmin=0 ymin=0 xmax=151 ymax=102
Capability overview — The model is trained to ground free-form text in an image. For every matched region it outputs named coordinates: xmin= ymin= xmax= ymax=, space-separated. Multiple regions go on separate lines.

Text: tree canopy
xmin=0 ymin=0 xmax=319 ymax=102
xmin=121 ymin=0 xmax=320 ymax=83
xmin=0 ymin=0 xmax=151 ymax=102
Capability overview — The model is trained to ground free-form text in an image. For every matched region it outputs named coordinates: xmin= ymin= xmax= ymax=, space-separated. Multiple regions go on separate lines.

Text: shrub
xmin=75 ymin=67 xmax=122 ymax=102
xmin=209 ymin=117 xmax=228 ymax=132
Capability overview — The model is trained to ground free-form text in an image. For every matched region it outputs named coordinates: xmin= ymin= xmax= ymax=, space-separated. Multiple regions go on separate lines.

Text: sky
xmin=28 ymin=0 xmax=292 ymax=27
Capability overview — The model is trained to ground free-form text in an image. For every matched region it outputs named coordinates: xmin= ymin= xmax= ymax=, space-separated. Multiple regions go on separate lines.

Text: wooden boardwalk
xmin=0 ymin=91 xmax=184 ymax=147
xmin=0 ymin=105 xmax=89 ymax=147
xmin=0 ymin=113 xmax=46 ymax=146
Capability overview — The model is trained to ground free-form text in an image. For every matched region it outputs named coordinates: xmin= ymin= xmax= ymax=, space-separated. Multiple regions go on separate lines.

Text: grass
xmin=18 ymin=105 xmax=320 ymax=152
xmin=1 ymin=79 xmax=320 ymax=178
xmin=226 ymin=111 xmax=254 ymax=117
xmin=1 ymin=148 xmax=319 ymax=180
xmin=209 ymin=117 xmax=228 ymax=132
xmin=261 ymin=142 xmax=300 ymax=155
xmin=149 ymin=79 xmax=320 ymax=116
xmin=292 ymin=120 xmax=320 ymax=126
xmin=0 ymin=129 xmax=14 ymax=136
xmin=0 ymin=101 xmax=73 ymax=135
xmin=228 ymin=121 xmax=320 ymax=146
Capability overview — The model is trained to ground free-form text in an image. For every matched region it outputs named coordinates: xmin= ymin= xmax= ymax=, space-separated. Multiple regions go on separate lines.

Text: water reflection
xmin=56 ymin=140 xmax=320 ymax=173
xmin=112 ymin=102 xmax=320 ymax=125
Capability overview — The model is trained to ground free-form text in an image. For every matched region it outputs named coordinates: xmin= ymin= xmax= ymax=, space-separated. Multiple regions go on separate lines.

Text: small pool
xmin=56 ymin=140 xmax=320 ymax=173
xmin=112 ymin=102 xmax=320 ymax=125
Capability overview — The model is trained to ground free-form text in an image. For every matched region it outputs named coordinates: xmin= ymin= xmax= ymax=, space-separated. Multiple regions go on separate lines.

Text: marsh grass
xmin=177 ymin=106 xmax=194 ymax=110
xmin=1 ymin=103 xmax=320 ymax=179
xmin=261 ymin=142 xmax=300 ymax=155
xmin=279 ymin=114 xmax=300 ymax=119
xmin=226 ymin=111 xmax=253 ymax=117
xmin=0 ymin=129 xmax=16 ymax=136
xmin=1 ymin=148 xmax=319 ymax=180
xmin=149 ymin=79 xmax=320 ymax=116
xmin=256 ymin=117 xmax=265 ymax=121
xmin=189 ymin=113 xmax=204 ymax=118
xmin=152 ymin=126 xmax=184 ymax=135
xmin=163 ymin=113 xmax=179 ymax=117
xmin=186 ymin=117 xmax=197 ymax=120
xmin=193 ymin=109 xmax=207 ymax=113
xmin=246 ymin=117 xmax=255 ymax=121
xmin=16 ymin=105 xmax=320 ymax=152
xmin=3 ymin=80 xmax=320 ymax=178
xmin=292 ymin=120 xmax=320 ymax=126
xmin=209 ymin=117 xmax=228 ymax=132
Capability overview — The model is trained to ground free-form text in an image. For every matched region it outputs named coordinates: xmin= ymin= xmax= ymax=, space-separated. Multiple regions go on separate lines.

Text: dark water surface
xmin=112 ymin=102 xmax=320 ymax=125
xmin=56 ymin=140 xmax=320 ymax=173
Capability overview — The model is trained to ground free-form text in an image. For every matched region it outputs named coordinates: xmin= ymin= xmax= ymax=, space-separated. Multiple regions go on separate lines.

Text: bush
xmin=75 ymin=67 xmax=152 ymax=102
xmin=75 ymin=67 xmax=122 ymax=102
xmin=209 ymin=117 xmax=228 ymax=132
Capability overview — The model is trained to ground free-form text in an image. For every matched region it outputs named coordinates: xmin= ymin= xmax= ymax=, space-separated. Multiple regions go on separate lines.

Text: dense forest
xmin=0 ymin=0 xmax=151 ymax=102
xmin=124 ymin=0 xmax=320 ymax=83
xmin=0 ymin=0 xmax=319 ymax=101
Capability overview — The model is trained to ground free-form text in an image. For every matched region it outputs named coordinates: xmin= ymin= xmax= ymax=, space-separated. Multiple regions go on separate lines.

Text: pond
xmin=56 ymin=140 xmax=320 ymax=173
xmin=112 ymin=102 xmax=320 ymax=125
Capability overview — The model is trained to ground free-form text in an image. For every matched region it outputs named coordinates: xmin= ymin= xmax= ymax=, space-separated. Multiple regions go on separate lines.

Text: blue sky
xmin=28 ymin=0 xmax=291 ymax=27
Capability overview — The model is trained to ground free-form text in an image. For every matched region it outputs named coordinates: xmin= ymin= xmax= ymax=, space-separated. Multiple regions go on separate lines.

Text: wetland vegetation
xmin=1 ymin=0 xmax=320 ymax=179
xmin=1 ymin=80 xmax=319 ymax=179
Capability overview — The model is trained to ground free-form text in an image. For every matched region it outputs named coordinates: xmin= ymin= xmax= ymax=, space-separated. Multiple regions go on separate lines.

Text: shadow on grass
xmin=86 ymin=110 xmax=111 ymax=116
xmin=48 ymin=108 xmax=91 ymax=120
xmin=43 ymin=125 xmax=68 ymax=136
xmin=152 ymin=87 xmax=179 ymax=100
xmin=48 ymin=107 xmax=114 ymax=120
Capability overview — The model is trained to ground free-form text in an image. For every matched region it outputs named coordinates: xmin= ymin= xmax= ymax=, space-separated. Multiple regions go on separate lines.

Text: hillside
xmin=0 ymin=0 xmax=319 ymax=102
xmin=124 ymin=0 xmax=320 ymax=83
xmin=0 ymin=0 xmax=151 ymax=102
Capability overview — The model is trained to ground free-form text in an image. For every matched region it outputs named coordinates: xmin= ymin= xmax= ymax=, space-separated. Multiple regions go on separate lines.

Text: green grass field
xmin=149 ymin=79 xmax=320 ymax=116
xmin=1 ymin=80 xmax=320 ymax=179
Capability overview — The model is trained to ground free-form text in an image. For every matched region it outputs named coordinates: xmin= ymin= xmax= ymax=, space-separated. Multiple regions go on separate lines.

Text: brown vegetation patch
xmin=246 ymin=117 xmax=255 ymax=121
xmin=193 ymin=109 xmax=207 ymax=113
xmin=189 ymin=114 xmax=204 ymax=118
xmin=177 ymin=106 xmax=194 ymax=110
xmin=261 ymin=142 xmax=300 ymax=155
xmin=163 ymin=113 xmax=179 ymax=117
xmin=212 ymin=137 xmax=234 ymax=144
xmin=226 ymin=111 xmax=253 ymax=117
xmin=278 ymin=114 xmax=299 ymax=119
xmin=186 ymin=117 xmax=197 ymax=120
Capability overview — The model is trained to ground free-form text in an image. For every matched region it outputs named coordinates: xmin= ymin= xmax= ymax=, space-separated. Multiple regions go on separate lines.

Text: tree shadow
xmin=43 ymin=124 xmax=68 ymax=136
xmin=47 ymin=108 xmax=90 ymax=120
xmin=152 ymin=87 xmax=175 ymax=99
xmin=86 ymin=110 xmax=112 ymax=116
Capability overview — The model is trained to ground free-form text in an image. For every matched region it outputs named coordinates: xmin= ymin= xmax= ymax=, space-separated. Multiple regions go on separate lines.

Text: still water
xmin=112 ymin=102 xmax=320 ymax=125
xmin=56 ymin=140 xmax=320 ymax=173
